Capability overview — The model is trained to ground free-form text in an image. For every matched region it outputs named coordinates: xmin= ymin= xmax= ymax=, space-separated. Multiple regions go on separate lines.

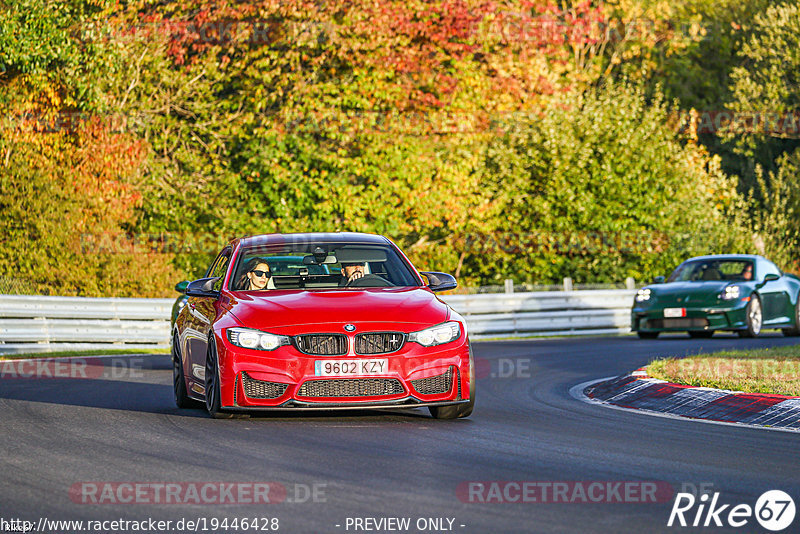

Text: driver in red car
xmin=240 ymin=258 xmax=271 ymax=290
xmin=339 ymin=262 xmax=365 ymax=286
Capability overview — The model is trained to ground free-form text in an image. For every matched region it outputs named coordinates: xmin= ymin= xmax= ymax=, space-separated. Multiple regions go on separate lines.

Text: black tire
xmin=205 ymin=335 xmax=236 ymax=419
xmin=637 ymin=331 xmax=659 ymax=339
xmin=782 ymin=299 xmax=800 ymax=337
xmin=429 ymin=347 xmax=475 ymax=420
xmin=173 ymin=333 xmax=202 ymax=409
xmin=688 ymin=331 xmax=714 ymax=339
xmin=738 ymin=294 xmax=762 ymax=338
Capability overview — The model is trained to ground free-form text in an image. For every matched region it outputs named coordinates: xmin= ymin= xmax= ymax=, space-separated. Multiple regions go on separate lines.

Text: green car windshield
xmin=667 ymin=259 xmax=754 ymax=283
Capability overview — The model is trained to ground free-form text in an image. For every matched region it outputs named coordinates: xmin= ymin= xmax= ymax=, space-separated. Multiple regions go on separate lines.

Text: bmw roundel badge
xmin=344 ymin=324 xmax=356 ymax=332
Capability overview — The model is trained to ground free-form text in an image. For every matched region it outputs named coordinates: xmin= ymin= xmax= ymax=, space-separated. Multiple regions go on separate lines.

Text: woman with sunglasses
xmin=239 ymin=258 xmax=271 ymax=290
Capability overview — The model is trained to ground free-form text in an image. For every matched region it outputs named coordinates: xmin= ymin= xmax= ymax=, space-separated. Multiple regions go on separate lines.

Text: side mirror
xmin=185 ymin=277 xmax=221 ymax=298
xmin=652 ymin=276 xmax=665 ymax=284
xmin=420 ymin=271 xmax=458 ymax=292
xmin=174 ymin=280 xmax=190 ymax=294
xmin=764 ymin=273 xmax=780 ymax=282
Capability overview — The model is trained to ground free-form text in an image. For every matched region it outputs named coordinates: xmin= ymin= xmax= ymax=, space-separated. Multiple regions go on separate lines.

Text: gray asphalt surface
xmin=2 ymin=333 xmax=800 ymax=534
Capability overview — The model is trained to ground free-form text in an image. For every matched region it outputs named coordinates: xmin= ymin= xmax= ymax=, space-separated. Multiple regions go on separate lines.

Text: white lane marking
xmin=569 ymin=377 xmax=800 ymax=435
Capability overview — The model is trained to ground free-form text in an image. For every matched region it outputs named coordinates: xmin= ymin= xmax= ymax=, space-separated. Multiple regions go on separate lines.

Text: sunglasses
xmin=250 ymin=270 xmax=270 ymax=277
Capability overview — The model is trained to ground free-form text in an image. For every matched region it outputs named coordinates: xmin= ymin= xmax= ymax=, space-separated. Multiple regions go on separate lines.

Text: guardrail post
xmin=625 ymin=277 xmax=636 ymax=290
xmin=504 ymin=279 xmax=514 ymax=293
xmin=563 ymin=277 xmax=573 ymax=292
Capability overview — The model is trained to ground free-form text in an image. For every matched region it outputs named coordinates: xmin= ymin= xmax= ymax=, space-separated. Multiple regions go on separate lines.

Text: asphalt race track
xmin=2 ymin=334 xmax=800 ymax=534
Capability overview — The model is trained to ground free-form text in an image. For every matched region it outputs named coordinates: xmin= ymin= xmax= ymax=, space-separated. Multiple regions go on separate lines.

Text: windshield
xmin=230 ymin=243 xmax=419 ymax=291
xmin=667 ymin=259 xmax=754 ymax=283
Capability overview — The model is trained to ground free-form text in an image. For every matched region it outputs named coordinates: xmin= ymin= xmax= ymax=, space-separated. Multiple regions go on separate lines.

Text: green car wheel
xmin=738 ymin=294 xmax=762 ymax=338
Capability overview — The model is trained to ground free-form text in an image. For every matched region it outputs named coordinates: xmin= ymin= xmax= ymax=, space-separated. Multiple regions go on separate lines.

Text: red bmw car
xmin=172 ymin=233 xmax=474 ymax=419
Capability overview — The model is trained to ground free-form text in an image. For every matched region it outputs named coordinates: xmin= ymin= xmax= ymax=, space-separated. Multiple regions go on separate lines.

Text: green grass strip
xmin=647 ymin=345 xmax=800 ymax=397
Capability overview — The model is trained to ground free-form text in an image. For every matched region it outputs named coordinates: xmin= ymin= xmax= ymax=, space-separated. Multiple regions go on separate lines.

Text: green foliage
xmin=608 ymin=0 xmax=770 ymax=110
xmin=0 ymin=1 xmax=181 ymax=296
xmin=746 ymin=150 xmax=800 ymax=270
xmin=2 ymin=0 xmax=779 ymax=295
xmin=0 ymin=0 xmax=123 ymax=110
xmin=726 ymin=0 xmax=800 ymax=177
xmin=472 ymin=82 xmax=748 ymax=284
xmin=719 ymin=1 xmax=800 ymax=270
xmin=0 ymin=119 xmax=180 ymax=297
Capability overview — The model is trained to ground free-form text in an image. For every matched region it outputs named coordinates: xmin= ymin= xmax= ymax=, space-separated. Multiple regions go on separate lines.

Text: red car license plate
xmin=314 ymin=359 xmax=388 ymax=377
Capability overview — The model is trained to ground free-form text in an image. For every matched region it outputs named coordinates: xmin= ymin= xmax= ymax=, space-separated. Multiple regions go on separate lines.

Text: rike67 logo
xmin=668 ymin=490 xmax=796 ymax=531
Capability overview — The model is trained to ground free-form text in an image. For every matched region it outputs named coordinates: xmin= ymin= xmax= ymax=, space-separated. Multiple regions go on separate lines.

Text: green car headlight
xmin=635 ymin=288 xmax=651 ymax=302
xmin=227 ymin=328 xmax=290 ymax=351
xmin=720 ymin=285 xmax=741 ymax=300
xmin=409 ymin=321 xmax=461 ymax=347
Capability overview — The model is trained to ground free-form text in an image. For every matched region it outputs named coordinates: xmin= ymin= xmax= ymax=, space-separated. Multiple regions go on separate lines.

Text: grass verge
xmin=0 ymin=348 xmax=169 ymax=360
xmin=647 ymin=345 xmax=800 ymax=397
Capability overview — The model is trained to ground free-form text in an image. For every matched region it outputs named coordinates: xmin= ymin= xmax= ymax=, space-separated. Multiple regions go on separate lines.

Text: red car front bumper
xmin=214 ymin=329 xmax=473 ymax=411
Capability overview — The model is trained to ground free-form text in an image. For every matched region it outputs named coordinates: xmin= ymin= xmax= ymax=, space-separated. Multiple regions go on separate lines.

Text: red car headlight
xmin=408 ymin=321 xmax=461 ymax=347
xmin=227 ymin=327 xmax=290 ymax=351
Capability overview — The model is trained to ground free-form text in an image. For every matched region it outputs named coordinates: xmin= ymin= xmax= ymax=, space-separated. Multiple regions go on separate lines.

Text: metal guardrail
xmin=0 ymin=290 xmax=636 ymax=353
xmin=0 ymin=296 xmax=174 ymax=354
xmin=441 ymin=290 xmax=635 ymax=339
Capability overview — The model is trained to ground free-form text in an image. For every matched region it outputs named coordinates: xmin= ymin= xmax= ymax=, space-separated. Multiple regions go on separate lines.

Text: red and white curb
xmin=571 ymin=368 xmax=800 ymax=433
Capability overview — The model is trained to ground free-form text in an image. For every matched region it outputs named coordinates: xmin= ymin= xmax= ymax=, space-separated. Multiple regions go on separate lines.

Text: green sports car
xmin=631 ymin=254 xmax=800 ymax=339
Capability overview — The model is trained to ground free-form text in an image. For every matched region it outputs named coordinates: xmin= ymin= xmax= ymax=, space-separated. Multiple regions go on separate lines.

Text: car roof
xmin=683 ymin=254 xmax=764 ymax=262
xmin=235 ymin=232 xmax=392 ymax=248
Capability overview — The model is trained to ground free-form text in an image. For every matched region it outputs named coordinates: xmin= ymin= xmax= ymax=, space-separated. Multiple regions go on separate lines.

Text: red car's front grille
xmin=411 ymin=367 xmax=454 ymax=395
xmin=294 ymin=334 xmax=348 ymax=356
xmin=354 ymin=332 xmax=406 ymax=354
xmin=297 ymin=378 xmax=404 ymax=398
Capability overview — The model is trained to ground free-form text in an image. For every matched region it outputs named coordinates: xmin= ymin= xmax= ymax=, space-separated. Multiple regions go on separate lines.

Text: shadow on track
xmin=0 ymin=354 xmax=460 ymax=422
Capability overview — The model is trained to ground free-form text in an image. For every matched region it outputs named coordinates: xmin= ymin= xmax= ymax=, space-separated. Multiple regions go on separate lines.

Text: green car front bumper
xmin=631 ymin=301 xmax=750 ymax=333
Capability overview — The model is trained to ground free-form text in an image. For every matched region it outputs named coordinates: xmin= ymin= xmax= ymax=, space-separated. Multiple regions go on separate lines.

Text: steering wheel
xmin=346 ymin=274 xmax=394 ymax=287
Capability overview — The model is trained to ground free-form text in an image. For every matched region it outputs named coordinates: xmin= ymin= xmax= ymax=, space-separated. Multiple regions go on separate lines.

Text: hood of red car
xmin=226 ymin=287 xmax=451 ymax=333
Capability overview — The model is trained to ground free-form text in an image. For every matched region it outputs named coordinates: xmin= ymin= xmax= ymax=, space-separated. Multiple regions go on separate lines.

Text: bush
xmin=468 ymin=82 xmax=749 ymax=284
